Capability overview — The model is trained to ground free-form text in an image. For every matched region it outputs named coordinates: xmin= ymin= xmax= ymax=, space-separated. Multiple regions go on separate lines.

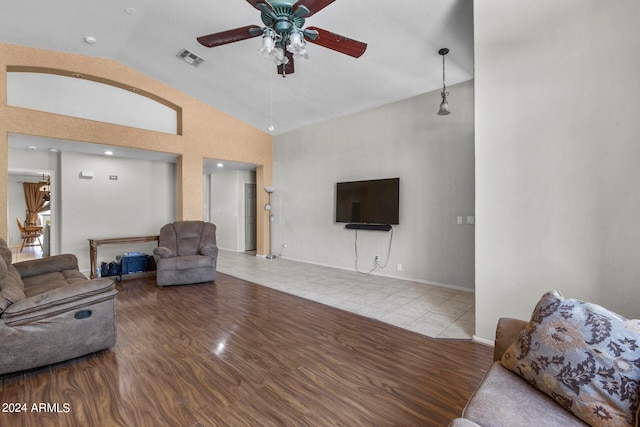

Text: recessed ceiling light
xmin=27 ymin=145 xmax=37 ymax=151
xmin=48 ymin=148 xmax=60 ymax=153
xmin=84 ymin=36 xmax=96 ymax=45
xmin=104 ymin=150 xmax=114 ymax=156
xmin=124 ymin=7 xmax=137 ymax=15
xmin=217 ymin=163 xmax=224 ymax=168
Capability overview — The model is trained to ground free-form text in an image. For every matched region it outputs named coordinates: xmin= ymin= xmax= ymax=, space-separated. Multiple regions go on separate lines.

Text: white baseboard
xmin=277 ymin=255 xmax=475 ymax=293
xmin=472 ymin=335 xmax=495 ymax=347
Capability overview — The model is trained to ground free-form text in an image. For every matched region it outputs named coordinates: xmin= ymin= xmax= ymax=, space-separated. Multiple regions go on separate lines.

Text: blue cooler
xmin=120 ymin=252 xmax=148 ymax=275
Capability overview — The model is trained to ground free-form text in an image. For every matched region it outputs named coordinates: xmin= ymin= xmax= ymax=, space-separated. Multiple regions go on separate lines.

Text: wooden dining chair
xmin=16 ymin=218 xmax=43 ymax=252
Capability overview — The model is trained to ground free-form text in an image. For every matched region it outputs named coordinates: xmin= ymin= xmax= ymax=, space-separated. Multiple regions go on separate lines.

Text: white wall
xmin=475 ymin=0 xmax=640 ymax=340
xmin=273 ymin=81 xmax=475 ymax=290
xmin=209 ymin=170 xmax=256 ymax=251
xmin=59 ymin=151 xmax=175 ymax=271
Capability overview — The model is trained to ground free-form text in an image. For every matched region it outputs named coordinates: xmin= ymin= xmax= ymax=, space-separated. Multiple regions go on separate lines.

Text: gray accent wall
xmin=273 ymin=80 xmax=475 ymax=290
xmin=475 ymin=0 xmax=640 ymax=340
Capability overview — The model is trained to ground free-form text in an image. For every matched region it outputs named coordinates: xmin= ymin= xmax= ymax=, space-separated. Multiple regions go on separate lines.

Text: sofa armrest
xmin=199 ymin=244 xmax=218 ymax=257
xmin=153 ymin=246 xmax=176 ymax=259
xmin=493 ymin=317 xmax=528 ymax=361
xmin=1 ymin=278 xmax=116 ymax=321
xmin=13 ymin=254 xmax=79 ymax=279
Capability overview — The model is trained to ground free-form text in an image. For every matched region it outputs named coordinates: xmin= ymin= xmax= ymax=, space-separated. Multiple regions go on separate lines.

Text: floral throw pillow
xmin=501 ymin=291 xmax=640 ymax=427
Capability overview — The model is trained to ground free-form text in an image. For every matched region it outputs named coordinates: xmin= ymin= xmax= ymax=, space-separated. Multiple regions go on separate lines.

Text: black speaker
xmin=345 ymin=223 xmax=392 ymax=232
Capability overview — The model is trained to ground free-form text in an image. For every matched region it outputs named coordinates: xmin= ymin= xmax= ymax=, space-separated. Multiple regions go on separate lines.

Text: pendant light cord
xmin=442 ymin=52 xmax=448 ymax=96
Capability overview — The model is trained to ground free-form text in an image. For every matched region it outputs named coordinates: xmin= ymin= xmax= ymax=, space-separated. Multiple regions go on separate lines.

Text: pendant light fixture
xmin=437 ymin=48 xmax=451 ymax=116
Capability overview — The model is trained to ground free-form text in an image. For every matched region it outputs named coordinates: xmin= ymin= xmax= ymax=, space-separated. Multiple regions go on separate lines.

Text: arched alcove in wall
xmin=7 ymin=66 xmax=182 ymax=135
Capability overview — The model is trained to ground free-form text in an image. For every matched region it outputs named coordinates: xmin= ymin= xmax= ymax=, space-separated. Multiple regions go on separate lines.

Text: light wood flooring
xmin=0 ymin=273 xmax=492 ymax=426
xmin=8 ymin=244 xmax=43 ymax=263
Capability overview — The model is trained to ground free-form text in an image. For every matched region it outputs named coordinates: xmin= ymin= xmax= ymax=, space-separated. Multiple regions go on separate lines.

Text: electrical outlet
xmin=375 ymin=255 xmax=379 ymax=261
xmin=457 ymin=216 xmax=463 ymax=225
xmin=397 ymin=263 xmax=403 ymax=271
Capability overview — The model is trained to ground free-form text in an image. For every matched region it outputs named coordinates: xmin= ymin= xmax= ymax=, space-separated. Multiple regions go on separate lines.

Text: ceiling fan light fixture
xmin=271 ymin=47 xmax=289 ymax=66
xmin=286 ymin=29 xmax=308 ymax=58
xmin=294 ymin=47 xmax=309 ymax=59
xmin=259 ymin=29 xmax=276 ymax=56
xmin=288 ymin=30 xmax=302 ymax=46
xmin=197 ymin=1 xmax=368 ymax=76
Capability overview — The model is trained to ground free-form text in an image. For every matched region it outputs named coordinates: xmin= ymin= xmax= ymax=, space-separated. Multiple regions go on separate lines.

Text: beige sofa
xmin=0 ymin=238 xmax=118 ymax=375
xmin=451 ymin=291 xmax=640 ymax=426
xmin=450 ymin=318 xmax=589 ymax=426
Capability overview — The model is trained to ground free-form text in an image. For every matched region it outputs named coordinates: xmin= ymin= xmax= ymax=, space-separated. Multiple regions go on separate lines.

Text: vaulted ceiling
xmin=1 ymin=0 xmax=473 ymax=135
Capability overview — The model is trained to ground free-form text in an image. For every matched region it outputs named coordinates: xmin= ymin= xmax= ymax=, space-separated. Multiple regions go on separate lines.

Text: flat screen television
xmin=335 ymin=178 xmax=400 ymax=225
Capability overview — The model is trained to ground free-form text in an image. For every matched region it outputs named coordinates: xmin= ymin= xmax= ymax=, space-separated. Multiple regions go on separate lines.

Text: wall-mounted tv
xmin=335 ymin=178 xmax=400 ymax=225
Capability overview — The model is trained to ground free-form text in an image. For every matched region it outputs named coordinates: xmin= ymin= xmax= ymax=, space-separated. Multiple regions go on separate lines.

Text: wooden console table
xmin=89 ymin=235 xmax=159 ymax=279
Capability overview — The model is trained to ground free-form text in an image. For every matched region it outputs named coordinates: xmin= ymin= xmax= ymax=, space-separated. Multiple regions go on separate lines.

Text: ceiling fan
xmin=197 ymin=0 xmax=367 ymax=77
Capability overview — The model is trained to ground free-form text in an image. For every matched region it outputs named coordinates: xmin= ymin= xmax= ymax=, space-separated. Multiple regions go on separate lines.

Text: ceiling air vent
xmin=177 ymin=49 xmax=205 ymax=67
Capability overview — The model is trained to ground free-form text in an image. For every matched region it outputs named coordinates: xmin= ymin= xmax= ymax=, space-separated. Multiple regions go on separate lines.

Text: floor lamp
xmin=264 ymin=187 xmax=276 ymax=259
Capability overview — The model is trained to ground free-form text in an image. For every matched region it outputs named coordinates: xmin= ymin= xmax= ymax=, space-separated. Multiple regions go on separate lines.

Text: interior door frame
xmin=244 ymin=182 xmax=257 ymax=252
xmin=7 ymin=167 xmax=57 ymax=257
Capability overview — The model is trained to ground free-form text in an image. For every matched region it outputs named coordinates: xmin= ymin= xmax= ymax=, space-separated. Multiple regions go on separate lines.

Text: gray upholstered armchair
xmin=153 ymin=221 xmax=218 ymax=286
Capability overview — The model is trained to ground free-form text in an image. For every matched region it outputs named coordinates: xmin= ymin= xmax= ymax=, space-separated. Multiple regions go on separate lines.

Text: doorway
xmin=244 ymin=183 xmax=256 ymax=252
xmin=7 ymin=167 xmax=56 ymax=262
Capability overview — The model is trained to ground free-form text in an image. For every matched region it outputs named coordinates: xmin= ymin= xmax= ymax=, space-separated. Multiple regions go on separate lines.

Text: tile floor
xmin=217 ymin=250 xmax=476 ymax=339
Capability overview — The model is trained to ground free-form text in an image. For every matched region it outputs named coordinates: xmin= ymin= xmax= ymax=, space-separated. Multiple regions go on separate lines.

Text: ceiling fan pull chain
xmin=269 ymin=62 xmax=275 ymax=131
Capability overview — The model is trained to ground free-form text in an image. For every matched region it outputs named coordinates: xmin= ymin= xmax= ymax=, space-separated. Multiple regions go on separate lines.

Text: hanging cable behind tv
xmin=353 ymin=227 xmax=394 ymax=274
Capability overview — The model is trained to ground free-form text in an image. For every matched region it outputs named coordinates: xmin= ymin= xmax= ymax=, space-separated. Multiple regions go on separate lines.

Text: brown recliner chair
xmin=0 ymin=238 xmax=117 ymax=375
xmin=153 ymin=221 xmax=218 ymax=286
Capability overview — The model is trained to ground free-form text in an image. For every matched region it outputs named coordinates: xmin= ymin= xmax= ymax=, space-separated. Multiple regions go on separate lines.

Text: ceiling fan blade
xmin=197 ymin=25 xmax=263 ymax=48
xmin=304 ymin=26 xmax=367 ymax=58
xmin=245 ymin=0 xmax=275 ymax=14
xmin=277 ymin=51 xmax=295 ymax=76
xmin=292 ymin=0 xmax=335 ymax=18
